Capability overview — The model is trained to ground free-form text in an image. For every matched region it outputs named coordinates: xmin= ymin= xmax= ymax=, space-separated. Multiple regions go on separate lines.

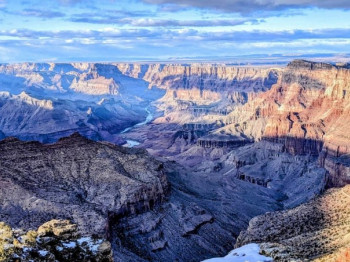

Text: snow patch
xmin=77 ymin=236 xmax=103 ymax=253
xmin=202 ymin=244 xmax=272 ymax=262
xmin=38 ymin=250 xmax=49 ymax=257
xmin=61 ymin=241 xmax=77 ymax=249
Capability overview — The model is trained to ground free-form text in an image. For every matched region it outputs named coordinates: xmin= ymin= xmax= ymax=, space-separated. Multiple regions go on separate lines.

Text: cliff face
xmin=0 ymin=133 xmax=168 ymax=236
xmin=69 ymin=64 xmax=121 ymax=95
xmin=117 ymin=63 xmax=279 ymax=92
xmin=116 ymin=63 xmax=280 ymax=105
xmin=0 ymin=134 xmax=294 ymax=262
xmin=220 ymin=60 xmax=350 ymax=186
xmin=0 ymin=91 xmax=148 ymax=143
xmin=0 ymin=63 xmax=125 ymax=95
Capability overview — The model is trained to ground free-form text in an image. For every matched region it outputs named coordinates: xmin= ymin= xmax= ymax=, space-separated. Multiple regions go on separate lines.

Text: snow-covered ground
xmin=202 ymin=244 xmax=272 ymax=262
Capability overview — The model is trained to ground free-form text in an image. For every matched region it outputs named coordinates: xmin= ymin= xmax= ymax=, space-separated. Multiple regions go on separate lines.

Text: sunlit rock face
xmin=216 ymin=60 xmax=350 ymax=187
xmin=235 ymin=185 xmax=350 ymax=262
xmin=117 ymin=60 xmax=350 ymax=261
xmin=69 ymin=64 xmax=121 ymax=95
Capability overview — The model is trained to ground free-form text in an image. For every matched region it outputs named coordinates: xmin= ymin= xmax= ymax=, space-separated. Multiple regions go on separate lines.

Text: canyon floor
xmin=0 ymin=60 xmax=349 ymax=261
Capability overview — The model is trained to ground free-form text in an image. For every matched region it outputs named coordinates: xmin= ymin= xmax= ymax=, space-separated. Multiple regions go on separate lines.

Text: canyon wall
xmin=219 ymin=60 xmax=350 ymax=186
xmin=116 ymin=63 xmax=280 ymax=105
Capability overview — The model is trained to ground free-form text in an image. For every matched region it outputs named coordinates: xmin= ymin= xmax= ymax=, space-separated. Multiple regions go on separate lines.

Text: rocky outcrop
xmin=0 ymin=133 xmax=168 ymax=236
xmin=235 ymin=171 xmax=269 ymax=188
xmin=0 ymin=219 xmax=113 ymax=261
xmin=116 ymin=63 xmax=280 ymax=107
xmin=236 ymin=185 xmax=350 ymax=262
xmin=197 ymin=134 xmax=253 ymax=149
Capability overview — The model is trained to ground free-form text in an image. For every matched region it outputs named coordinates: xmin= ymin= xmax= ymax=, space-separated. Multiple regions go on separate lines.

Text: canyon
xmin=0 ymin=60 xmax=349 ymax=261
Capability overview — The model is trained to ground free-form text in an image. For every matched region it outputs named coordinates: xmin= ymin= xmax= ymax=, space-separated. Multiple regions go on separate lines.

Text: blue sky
xmin=1 ymin=0 xmax=350 ymax=62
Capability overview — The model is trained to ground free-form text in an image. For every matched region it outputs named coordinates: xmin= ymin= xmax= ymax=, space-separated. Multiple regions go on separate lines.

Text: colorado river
xmin=121 ymin=106 xmax=153 ymax=147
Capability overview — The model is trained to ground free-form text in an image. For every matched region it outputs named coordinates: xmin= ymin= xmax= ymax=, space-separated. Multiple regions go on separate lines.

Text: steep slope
xmin=120 ymin=63 xmax=281 ymax=158
xmin=236 ymin=185 xmax=350 ymax=262
xmin=1 ymin=60 xmax=350 ymax=261
xmin=0 ymin=134 xmax=288 ymax=262
xmin=0 ymin=133 xmax=168 ymax=236
xmin=120 ymin=60 xmax=350 ymax=261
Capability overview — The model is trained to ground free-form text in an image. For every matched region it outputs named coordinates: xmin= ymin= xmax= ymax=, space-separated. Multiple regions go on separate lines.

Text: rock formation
xmin=236 ymin=185 xmax=350 ymax=262
xmin=0 ymin=219 xmax=113 ymax=262
xmin=212 ymin=60 xmax=350 ymax=187
xmin=69 ymin=64 xmax=121 ymax=95
xmin=0 ymin=133 xmax=168 ymax=237
xmin=116 ymin=63 xmax=280 ymax=93
xmin=119 ymin=60 xmax=350 ymax=261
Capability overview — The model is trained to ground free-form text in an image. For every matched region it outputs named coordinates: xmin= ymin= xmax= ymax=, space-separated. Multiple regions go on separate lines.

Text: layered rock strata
xmin=219 ymin=60 xmax=350 ymax=187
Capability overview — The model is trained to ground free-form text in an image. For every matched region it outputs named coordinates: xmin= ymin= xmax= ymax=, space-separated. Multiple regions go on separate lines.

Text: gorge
xmin=0 ymin=60 xmax=349 ymax=261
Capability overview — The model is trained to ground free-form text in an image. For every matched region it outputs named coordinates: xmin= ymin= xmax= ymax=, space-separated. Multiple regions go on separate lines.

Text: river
xmin=121 ymin=106 xmax=153 ymax=148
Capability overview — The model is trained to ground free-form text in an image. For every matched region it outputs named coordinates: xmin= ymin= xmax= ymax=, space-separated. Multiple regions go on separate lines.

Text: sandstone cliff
xmin=116 ymin=63 xmax=280 ymax=105
xmin=219 ymin=60 xmax=350 ymax=186
xmin=69 ymin=66 xmax=121 ymax=95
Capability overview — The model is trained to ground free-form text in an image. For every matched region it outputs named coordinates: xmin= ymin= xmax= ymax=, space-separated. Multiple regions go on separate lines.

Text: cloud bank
xmin=142 ymin=0 xmax=350 ymax=13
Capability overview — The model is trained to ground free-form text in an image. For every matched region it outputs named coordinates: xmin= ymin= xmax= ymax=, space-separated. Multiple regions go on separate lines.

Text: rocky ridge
xmin=0 ymin=133 xmax=168 ymax=236
xmin=0 ymin=62 xmax=165 ymax=143
xmin=0 ymin=134 xmax=286 ymax=262
xmin=236 ymin=185 xmax=350 ymax=261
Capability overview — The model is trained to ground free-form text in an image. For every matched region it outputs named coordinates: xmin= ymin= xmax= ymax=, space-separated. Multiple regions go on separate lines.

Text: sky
xmin=0 ymin=0 xmax=350 ymax=62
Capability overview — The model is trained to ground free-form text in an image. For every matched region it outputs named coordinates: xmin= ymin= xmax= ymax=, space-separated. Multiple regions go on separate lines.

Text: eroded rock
xmin=0 ymin=219 xmax=113 ymax=262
